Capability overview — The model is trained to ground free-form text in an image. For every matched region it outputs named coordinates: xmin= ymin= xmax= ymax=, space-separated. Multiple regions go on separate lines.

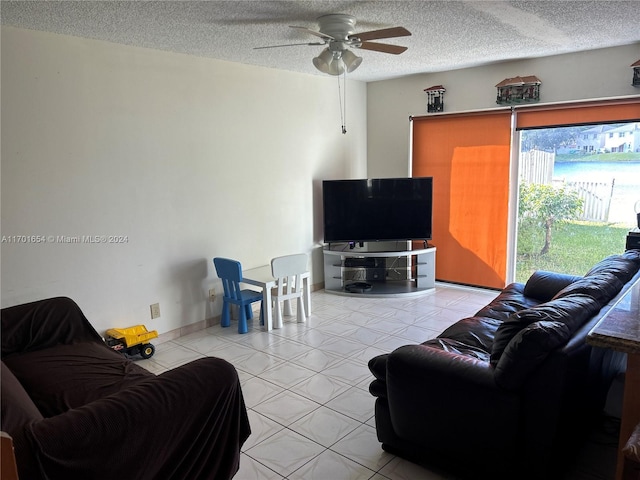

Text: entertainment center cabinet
xmin=323 ymin=243 xmax=436 ymax=297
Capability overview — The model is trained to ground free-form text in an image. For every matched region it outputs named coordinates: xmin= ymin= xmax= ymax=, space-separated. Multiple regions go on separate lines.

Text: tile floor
xmin=134 ymin=284 xmax=614 ymax=480
xmin=135 ymin=283 xmax=497 ymax=480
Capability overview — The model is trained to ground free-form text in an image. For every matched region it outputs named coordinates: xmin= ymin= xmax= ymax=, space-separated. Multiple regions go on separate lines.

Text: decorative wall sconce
xmin=632 ymin=60 xmax=640 ymax=87
xmin=495 ymin=76 xmax=541 ymax=104
xmin=424 ymin=85 xmax=446 ymax=112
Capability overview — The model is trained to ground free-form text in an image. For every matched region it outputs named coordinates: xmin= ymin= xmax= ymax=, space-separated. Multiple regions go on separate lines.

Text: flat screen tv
xmin=322 ymin=177 xmax=433 ymax=244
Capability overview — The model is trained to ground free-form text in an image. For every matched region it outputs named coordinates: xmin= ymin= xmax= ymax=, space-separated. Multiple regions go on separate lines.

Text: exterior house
xmin=604 ymin=122 xmax=640 ymax=152
xmin=577 ymin=123 xmax=640 ymax=154
xmin=578 ymin=124 xmax=615 ymax=153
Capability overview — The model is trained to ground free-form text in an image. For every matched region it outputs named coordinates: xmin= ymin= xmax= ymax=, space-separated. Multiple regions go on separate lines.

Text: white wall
xmin=1 ymin=27 xmax=367 ymax=334
xmin=367 ymin=43 xmax=640 ymax=178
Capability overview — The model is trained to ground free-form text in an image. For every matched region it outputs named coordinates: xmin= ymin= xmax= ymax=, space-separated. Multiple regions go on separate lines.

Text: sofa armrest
xmin=2 ymin=297 xmax=103 ymax=356
xmin=387 ymin=344 xmax=497 ymax=392
xmin=385 ymin=345 xmax=520 ymax=450
xmin=21 ymin=357 xmax=250 ymax=480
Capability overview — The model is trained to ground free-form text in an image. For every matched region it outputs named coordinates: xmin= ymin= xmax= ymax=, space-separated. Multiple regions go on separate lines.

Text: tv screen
xmin=322 ymin=177 xmax=433 ymax=244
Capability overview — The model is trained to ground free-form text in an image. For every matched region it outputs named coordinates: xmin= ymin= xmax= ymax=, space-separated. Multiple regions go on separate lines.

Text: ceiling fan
xmin=255 ymin=14 xmax=411 ymax=75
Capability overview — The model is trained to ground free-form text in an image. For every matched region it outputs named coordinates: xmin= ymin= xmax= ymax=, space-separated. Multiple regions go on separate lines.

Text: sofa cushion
xmin=474 ymin=283 xmax=541 ymax=322
xmin=3 ymin=342 xmax=153 ymax=417
xmin=585 ymin=252 xmax=640 ymax=284
xmin=424 ymin=338 xmax=492 ymax=362
xmin=494 ymin=320 xmax=572 ymax=390
xmin=437 ymin=316 xmax=501 ymax=356
xmin=0 ymin=361 xmax=43 ymax=434
xmin=624 ymin=249 xmax=640 ymax=263
xmin=523 ymin=270 xmax=582 ymax=302
xmin=1 ymin=296 xmax=104 ymax=357
xmin=490 ymin=294 xmax=601 ymax=366
xmin=552 ymin=272 xmax=624 ymax=305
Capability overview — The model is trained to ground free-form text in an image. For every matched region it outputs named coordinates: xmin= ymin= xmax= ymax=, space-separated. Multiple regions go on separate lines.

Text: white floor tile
xmin=233 ymin=350 xmax=286 ymax=376
xmin=240 ymin=376 xmax=285 ymax=409
xmin=349 ymin=345 xmax=389 ymax=366
xmin=326 ymin=386 xmax=376 ymax=422
xmin=244 ymin=428 xmax=325 ymax=477
xmin=149 ymin=343 xmax=205 ymax=369
xmin=173 ymin=331 xmax=231 ymax=353
xmin=289 ymin=348 xmax=343 ymax=372
xmin=371 ymin=335 xmax=413 ymax=353
xmin=259 ymin=362 xmax=316 ymax=388
xmin=242 ymin=409 xmax=285 ymax=451
xmin=266 ymin=338 xmax=313 ymax=361
xmin=141 ymin=287 xmax=510 ymax=480
xmin=235 ymin=453 xmax=284 ymax=480
xmin=252 ymin=390 xmax=320 ymax=426
xmin=289 ymin=406 xmax=361 ymax=447
xmin=331 ymin=424 xmax=395 ymax=472
xmin=320 ymin=336 xmax=368 ymax=358
xmin=288 ymin=449 xmax=376 ymax=480
xmin=323 ymin=357 xmax=372 ymax=385
xmin=294 ymin=373 xmax=351 ymax=404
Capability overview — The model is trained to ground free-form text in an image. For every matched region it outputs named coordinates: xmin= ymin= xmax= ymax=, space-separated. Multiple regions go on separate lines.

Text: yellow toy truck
xmin=105 ymin=325 xmax=158 ymax=359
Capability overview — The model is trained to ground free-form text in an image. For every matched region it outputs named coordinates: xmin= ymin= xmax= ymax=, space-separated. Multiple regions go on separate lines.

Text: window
xmin=516 ymin=119 xmax=640 ymax=281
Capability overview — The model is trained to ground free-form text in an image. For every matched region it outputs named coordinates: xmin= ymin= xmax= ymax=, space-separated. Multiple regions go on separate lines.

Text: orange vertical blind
xmin=412 ymin=110 xmax=512 ymax=289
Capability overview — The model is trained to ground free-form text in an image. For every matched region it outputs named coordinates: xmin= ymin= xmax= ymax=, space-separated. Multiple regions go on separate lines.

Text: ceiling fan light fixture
xmin=327 ymin=58 xmax=345 ymax=76
xmin=313 ymin=48 xmax=344 ymax=75
xmin=313 ymin=48 xmax=333 ymax=73
xmin=341 ymin=49 xmax=362 ymax=73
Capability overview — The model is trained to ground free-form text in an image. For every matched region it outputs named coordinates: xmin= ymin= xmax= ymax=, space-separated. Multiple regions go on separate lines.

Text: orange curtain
xmin=515 ymin=97 xmax=640 ymax=129
xmin=412 ymin=110 xmax=512 ymax=289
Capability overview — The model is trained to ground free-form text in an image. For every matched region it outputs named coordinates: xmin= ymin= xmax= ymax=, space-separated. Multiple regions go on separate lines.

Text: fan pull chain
xmin=342 ymin=68 xmax=347 ymax=134
xmin=337 ymin=67 xmax=347 ymax=134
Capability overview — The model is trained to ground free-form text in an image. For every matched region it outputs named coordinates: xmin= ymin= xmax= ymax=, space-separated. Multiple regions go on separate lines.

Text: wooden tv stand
xmin=323 ymin=242 xmax=436 ymax=297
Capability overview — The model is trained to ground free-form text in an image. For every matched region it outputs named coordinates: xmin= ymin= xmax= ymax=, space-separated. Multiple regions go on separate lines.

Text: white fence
xmin=520 ymin=150 xmax=554 ymax=185
xmin=520 ymin=149 xmax=614 ymax=222
xmin=553 ymin=179 xmax=615 ymax=222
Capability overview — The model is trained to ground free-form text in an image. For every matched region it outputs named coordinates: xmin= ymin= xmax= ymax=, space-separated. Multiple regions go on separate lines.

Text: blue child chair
xmin=213 ymin=257 xmax=263 ymax=334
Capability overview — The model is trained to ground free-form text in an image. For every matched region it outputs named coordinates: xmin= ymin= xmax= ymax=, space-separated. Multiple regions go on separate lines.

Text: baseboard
xmin=154 ymin=281 xmax=323 ymax=344
xmin=156 ymin=315 xmax=220 ymax=345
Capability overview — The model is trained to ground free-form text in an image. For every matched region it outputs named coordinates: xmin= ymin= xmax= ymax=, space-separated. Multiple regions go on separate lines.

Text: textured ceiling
xmin=2 ymin=1 xmax=640 ymax=82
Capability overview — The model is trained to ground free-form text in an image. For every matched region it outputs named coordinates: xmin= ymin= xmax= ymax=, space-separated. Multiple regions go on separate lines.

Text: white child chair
xmin=270 ymin=253 xmax=308 ymax=329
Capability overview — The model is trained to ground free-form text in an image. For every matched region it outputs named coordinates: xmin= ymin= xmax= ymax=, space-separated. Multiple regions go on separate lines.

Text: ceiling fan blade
xmin=358 ymin=42 xmax=408 ymax=55
xmin=351 ymin=26 xmax=411 ymax=41
xmin=254 ymin=42 xmax=325 ymax=50
xmin=289 ymin=26 xmax=334 ymax=40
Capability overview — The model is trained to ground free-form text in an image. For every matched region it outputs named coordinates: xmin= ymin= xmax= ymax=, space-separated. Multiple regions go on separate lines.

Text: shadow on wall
xmin=167 ymin=258 xmax=210 ymax=327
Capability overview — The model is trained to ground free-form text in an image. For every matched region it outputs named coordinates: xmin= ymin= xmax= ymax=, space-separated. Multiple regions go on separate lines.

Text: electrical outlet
xmin=209 ymin=288 xmax=216 ymax=301
xmin=150 ymin=303 xmax=161 ymax=319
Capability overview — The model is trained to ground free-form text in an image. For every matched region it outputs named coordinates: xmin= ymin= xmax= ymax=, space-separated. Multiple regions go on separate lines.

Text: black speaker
xmin=366 ymin=258 xmax=386 ymax=281
xmin=626 ymin=231 xmax=640 ymax=250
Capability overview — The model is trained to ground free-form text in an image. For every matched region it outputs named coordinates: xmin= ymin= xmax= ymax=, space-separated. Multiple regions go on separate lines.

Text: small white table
xmin=241 ymin=265 xmax=311 ymax=331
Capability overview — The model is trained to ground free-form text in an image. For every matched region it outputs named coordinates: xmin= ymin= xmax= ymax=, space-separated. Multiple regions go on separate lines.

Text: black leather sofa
xmin=369 ymin=250 xmax=640 ymax=480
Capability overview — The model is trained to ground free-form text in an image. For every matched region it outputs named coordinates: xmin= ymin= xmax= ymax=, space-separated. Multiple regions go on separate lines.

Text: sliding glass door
xmin=412 ymin=97 xmax=639 ymax=289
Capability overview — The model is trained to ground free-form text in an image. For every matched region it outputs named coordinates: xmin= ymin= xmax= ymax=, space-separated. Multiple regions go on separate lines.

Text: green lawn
xmin=556 ymin=152 xmax=640 ymax=162
xmin=515 ymin=220 xmax=630 ymax=283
